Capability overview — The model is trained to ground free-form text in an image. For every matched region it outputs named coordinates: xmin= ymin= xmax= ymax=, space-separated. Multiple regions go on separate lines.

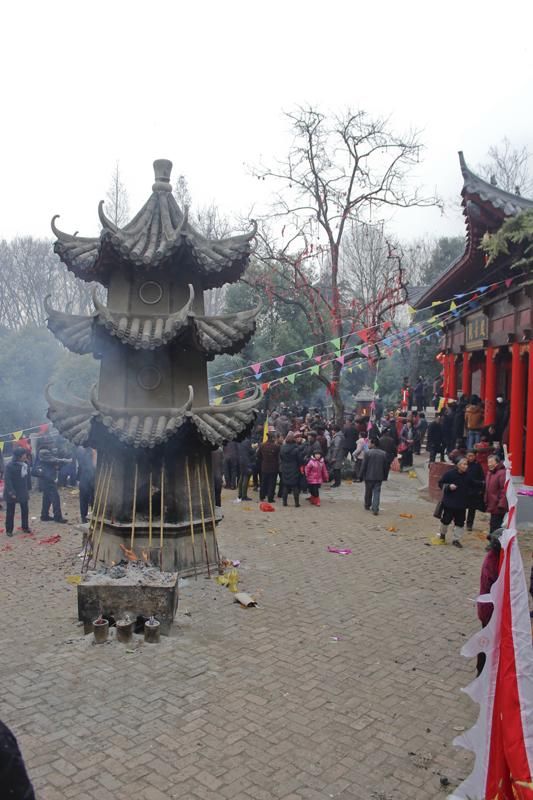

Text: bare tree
xmin=0 ymin=237 xmax=99 ymax=331
xmin=478 ymin=137 xmax=533 ymax=196
xmin=249 ymin=106 xmax=437 ymax=419
xmin=104 ymin=161 xmax=130 ymax=227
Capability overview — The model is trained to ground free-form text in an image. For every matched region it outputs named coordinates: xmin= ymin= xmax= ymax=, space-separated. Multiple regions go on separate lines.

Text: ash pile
xmin=84 ymin=559 xmax=177 ymax=586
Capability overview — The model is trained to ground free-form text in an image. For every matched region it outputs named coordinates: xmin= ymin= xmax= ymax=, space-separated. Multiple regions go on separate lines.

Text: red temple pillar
xmin=525 ymin=343 xmax=533 ymax=486
xmin=510 ymin=343 xmax=526 ymax=477
xmin=442 ymin=354 xmax=449 ymax=399
xmin=448 ymin=355 xmax=457 ymax=400
xmin=484 ymin=347 xmax=497 ymax=425
xmin=462 ymin=352 xmax=471 ymax=398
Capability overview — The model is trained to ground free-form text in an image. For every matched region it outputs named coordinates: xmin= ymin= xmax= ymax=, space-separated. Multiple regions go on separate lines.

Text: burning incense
xmin=130 ymin=463 xmax=138 ymax=549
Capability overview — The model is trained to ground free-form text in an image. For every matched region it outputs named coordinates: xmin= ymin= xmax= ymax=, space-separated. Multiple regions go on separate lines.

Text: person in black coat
xmin=4 ymin=448 xmax=32 ymax=536
xmin=0 ymin=719 xmax=35 ymax=799
xmin=426 ymin=414 xmax=445 ymax=462
xmin=279 ymin=433 xmax=301 ymax=507
xmin=77 ymin=446 xmax=96 ymax=523
xmin=237 ymin=438 xmax=254 ymax=501
xmin=437 ymin=457 xmax=472 ymax=547
xmin=465 ymin=450 xmax=485 ymax=531
xmin=360 ymin=439 xmax=389 ymax=515
xmin=36 ymin=447 xmax=69 ymax=523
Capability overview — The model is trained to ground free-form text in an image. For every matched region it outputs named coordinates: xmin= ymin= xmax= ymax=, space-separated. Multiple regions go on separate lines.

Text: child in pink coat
xmin=304 ymin=449 xmax=329 ymax=506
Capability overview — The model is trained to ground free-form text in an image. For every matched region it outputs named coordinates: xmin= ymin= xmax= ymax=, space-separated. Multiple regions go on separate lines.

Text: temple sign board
xmin=465 ymin=312 xmax=487 ymax=350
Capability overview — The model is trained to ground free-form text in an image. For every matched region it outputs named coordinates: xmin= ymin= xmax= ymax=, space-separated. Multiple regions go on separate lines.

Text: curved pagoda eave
xmin=45 ymin=293 xmax=261 ymax=357
xmin=51 ymin=186 xmax=256 ymax=290
xmin=46 ymin=385 xmax=262 ymax=450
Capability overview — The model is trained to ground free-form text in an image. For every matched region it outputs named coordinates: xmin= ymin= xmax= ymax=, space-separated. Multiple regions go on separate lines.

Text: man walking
xmin=426 ymin=413 xmax=445 ymax=462
xmin=328 ymin=424 xmax=345 ymax=488
xmin=37 ymin=446 xmax=69 ymax=523
xmin=360 ymin=438 xmax=389 ymax=515
xmin=4 ymin=447 xmax=32 ymax=536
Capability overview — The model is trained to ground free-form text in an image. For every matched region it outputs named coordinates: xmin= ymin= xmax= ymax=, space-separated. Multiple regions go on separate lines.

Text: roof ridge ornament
xmin=152 ymin=159 xmax=173 ymax=193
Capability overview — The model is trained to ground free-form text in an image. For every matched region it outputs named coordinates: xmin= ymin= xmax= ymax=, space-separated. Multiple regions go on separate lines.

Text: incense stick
xmin=148 ymin=471 xmax=153 ymax=548
xmin=159 ymin=462 xmax=165 ymax=568
xmin=82 ymin=459 xmax=107 ymax=573
xmin=93 ymin=462 xmax=113 ymax=568
xmin=203 ymin=457 xmax=221 ymax=567
xmin=130 ymin=463 xmax=138 ymax=549
xmin=185 ymin=457 xmax=198 ymax=579
xmin=195 ymin=460 xmax=211 ymax=577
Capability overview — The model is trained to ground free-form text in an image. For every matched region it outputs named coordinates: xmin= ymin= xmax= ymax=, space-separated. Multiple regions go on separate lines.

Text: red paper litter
xmin=37 ymin=534 xmax=61 ymax=545
xmin=259 ymin=502 xmax=275 ymax=512
xmin=1 ymin=544 xmax=13 ymax=552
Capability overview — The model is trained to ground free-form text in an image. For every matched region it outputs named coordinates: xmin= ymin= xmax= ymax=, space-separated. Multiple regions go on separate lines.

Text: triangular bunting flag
xmin=261 ymin=382 xmax=270 ymax=392
xmin=251 ymin=363 xmax=262 ymax=375
xmin=254 ymin=373 xmax=262 ymax=380
xmin=287 ymin=373 xmax=296 ymax=384
xmin=450 ymin=301 xmax=457 ymax=311
xmin=431 ymin=301 xmax=441 ymax=306
xmin=275 ymin=367 xmax=283 ymax=373
xmin=214 ymin=384 xmax=222 ymax=392
xmin=361 ymin=346 xmax=370 ymax=358
xmin=13 ymin=430 xmax=23 ymax=441
xmin=275 ymin=355 xmax=285 ymax=367
xmin=237 ymin=390 xmax=246 ymax=400
xmin=303 ymin=347 xmax=314 ymax=358
xmin=356 ymin=329 xmax=369 ymax=342
xmin=505 ymin=278 xmax=513 ymax=288
xmin=314 ymin=356 xmax=322 ymax=363
xmin=0 ymin=441 xmax=4 ymax=452
xmin=336 ymin=355 xmax=345 ymax=365
xmin=331 ymin=338 xmax=341 ymax=350
xmin=214 ymin=397 xmax=223 ymax=406
xmin=310 ymin=365 xmax=319 ymax=376
xmin=407 ymin=306 xmax=416 ymax=317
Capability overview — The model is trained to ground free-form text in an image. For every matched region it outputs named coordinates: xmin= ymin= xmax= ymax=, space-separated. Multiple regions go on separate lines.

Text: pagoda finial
xmin=153 ymin=159 xmax=173 ymax=192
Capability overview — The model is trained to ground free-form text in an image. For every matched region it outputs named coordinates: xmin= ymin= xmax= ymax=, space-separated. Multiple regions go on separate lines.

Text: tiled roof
xmin=52 ymin=159 xmax=256 ymax=289
xmin=46 ymin=385 xmax=261 ymax=449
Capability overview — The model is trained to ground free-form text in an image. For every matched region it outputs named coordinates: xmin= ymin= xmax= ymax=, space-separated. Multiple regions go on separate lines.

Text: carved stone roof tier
xmin=45 ymin=387 xmax=94 ymax=446
xmin=46 ymin=385 xmax=261 ymax=449
xmin=52 ymin=159 xmax=256 ymax=289
xmin=45 ymin=289 xmax=260 ymax=358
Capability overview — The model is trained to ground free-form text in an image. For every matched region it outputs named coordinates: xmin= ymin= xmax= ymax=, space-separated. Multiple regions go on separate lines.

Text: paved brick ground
xmin=1 ymin=464 xmax=531 ymax=799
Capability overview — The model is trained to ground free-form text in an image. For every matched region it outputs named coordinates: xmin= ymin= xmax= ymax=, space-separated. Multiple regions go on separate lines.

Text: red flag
xmin=237 ymin=390 xmax=246 ymax=400
xmin=261 ymin=383 xmax=270 ymax=393
xmin=450 ymin=463 xmax=533 ymax=799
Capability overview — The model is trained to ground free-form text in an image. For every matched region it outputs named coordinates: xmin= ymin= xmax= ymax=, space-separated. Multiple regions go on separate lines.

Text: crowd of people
xmin=0 ymin=438 xmax=95 ymax=536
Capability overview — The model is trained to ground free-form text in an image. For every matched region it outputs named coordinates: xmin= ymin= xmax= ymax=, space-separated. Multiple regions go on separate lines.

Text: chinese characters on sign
xmin=465 ymin=312 xmax=487 ymax=350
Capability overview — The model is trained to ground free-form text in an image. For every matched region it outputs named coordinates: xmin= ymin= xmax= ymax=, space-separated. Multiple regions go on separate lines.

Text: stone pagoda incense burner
xmin=46 ymin=159 xmax=261 ymax=576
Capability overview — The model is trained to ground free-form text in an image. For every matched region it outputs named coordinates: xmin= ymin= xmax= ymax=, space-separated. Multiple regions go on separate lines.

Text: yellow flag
xmin=13 ymin=430 xmax=23 ymax=440
xmin=0 ymin=441 xmax=4 ymax=451
xmin=262 ymin=419 xmax=269 ymax=443
xmin=408 ymin=306 xmax=416 ymax=316
xmin=431 ymin=301 xmax=441 ymax=306
xmin=437 ymin=396 xmax=445 ymax=412
xmin=214 ymin=397 xmax=223 ymax=406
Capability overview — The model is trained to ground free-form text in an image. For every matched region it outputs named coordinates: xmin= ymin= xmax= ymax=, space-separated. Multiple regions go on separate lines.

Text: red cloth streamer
xmin=37 ymin=534 xmax=61 ymax=545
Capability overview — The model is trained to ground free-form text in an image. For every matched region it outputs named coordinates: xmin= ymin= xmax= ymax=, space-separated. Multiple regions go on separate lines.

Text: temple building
xmin=413 ymin=152 xmax=533 ymax=486
xmin=46 ymin=159 xmax=262 ymax=573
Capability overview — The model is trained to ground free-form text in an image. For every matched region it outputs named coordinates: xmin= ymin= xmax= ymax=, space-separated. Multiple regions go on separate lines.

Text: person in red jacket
xmin=476 ymin=527 xmax=503 ymax=675
xmin=304 ymin=449 xmax=329 ymax=507
xmin=484 ymin=454 xmax=508 ymax=533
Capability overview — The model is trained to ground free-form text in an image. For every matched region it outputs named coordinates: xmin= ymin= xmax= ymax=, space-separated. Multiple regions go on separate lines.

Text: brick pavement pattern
xmin=1 ymin=464 xmax=531 ymax=799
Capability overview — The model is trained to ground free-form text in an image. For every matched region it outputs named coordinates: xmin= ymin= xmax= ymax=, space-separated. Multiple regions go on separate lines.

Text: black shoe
xmin=295 ymin=502 xmax=300 ymax=508
xmin=452 ymin=540 xmax=463 ymax=548
xmin=283 ymin=500 xmax=288 ymax=507
xmin=373 ymin=510 xmax=379 ymax=516
xmin=6 ymin=531 xmax=13 ymax=537
xmin=242 ymin=497 xmax=253 ymax=502
xmin=81 ymin=517 xmax=89 ymax=524
xmin=21 ymin=528 xmax=33 ymax=534
xmin=364 ymin=506 xmax=371 ymax=511
xmin=54 ymin=518 xmax=68 ymax=524
xmin=40 ymin=516 xmax=53 ymax=521
xmin=466 ymin=525 xmax=473 ymax=531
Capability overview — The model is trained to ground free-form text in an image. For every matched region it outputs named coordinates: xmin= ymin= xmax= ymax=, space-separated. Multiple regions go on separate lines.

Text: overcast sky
xmin=2 ymin=0 xmax=532 ymax=245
